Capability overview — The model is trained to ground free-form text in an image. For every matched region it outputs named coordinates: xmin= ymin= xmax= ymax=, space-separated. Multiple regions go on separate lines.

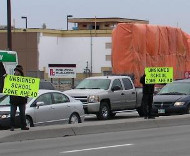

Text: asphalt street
xmin=0 ymin=124 xmax=189 ymax=156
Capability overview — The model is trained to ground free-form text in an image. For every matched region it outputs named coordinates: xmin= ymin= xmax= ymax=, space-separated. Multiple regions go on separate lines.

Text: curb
xmin=0 ymin=114 xmax=190 ymax=143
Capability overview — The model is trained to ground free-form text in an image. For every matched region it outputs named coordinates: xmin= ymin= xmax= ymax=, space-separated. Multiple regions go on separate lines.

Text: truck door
xmin=122 ymin=78 xmax=136 ymax=109
xmin=109 ymin=79 xmax=126 ymax=110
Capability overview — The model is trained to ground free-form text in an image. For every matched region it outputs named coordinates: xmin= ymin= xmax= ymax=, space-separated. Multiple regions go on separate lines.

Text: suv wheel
xmin=97 ymin=102 xmax=110 ymax=120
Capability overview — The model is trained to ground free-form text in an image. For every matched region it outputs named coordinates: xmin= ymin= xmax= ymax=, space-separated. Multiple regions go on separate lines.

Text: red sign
xmin=184 ymin=71 xmax=190 ymax=79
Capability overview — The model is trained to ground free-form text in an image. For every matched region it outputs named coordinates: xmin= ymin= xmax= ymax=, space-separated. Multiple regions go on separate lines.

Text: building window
xmin=106 ymin=55 xmax=111 ymax=61
xmin=92 ymin=25 xmax=100 ymax=30
xmin=90 ymin=25 xmax=100 ymax=30
xmin=105 ymin=24 xmax=109 ymax=27
xmin=105 ymin=43 xmax=112 ymax=49
xmin=103 ymin=71 xmax=112 ymax=76
xmin=83 ymin=24 xmax=87 ymax=27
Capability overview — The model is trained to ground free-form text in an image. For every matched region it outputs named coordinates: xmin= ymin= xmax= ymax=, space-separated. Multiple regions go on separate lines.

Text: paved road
xmin=0 ymin=124 xmax=189 ymax=156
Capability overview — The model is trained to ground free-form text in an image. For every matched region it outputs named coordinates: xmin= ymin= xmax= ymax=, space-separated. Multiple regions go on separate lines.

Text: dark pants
xmin=142 ymin=94 xmax=153 ymax=117
xmin=10 ymin=104 xmax=27 ymax=128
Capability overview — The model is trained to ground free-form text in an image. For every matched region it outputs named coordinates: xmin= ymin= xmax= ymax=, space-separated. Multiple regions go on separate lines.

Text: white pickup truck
xmin=64 ymin=76 xmax=143 ymax=120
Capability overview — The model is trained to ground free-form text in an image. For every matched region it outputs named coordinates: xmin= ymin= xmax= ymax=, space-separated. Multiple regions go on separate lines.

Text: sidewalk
xmin=0 ymin=114 xmax=190 ymax=143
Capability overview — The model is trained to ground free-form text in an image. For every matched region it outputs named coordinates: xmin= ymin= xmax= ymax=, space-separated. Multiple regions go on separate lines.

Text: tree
xmin=42 ymin=23 xmax=47 ymax=29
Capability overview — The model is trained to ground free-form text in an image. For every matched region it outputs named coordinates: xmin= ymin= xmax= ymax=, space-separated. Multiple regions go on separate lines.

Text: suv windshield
xmin=158 ymin=82 xmax=190 ymax=95
xmin=76 ymin=79 xmax=111 ymax=90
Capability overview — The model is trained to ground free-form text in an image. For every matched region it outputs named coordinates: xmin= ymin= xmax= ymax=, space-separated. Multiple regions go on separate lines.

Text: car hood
xmin=153 ymin=94 xmax=189 ymax=102
xmin=64 ymin=89 xmax=106 ymax=97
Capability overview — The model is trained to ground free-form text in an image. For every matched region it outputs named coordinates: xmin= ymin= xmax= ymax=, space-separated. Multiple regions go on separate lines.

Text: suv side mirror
xmin=111 ymin=85 xmax=121 ymax=92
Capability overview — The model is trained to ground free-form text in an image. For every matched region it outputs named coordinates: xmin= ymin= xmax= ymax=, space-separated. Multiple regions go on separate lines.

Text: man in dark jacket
xmin=10 ymin=65 xmax=29 ymax=131
xmin=0 ymin=62 xmax=6 ymax=93
xmin=140 ymin=74 xmax=155 ymax=119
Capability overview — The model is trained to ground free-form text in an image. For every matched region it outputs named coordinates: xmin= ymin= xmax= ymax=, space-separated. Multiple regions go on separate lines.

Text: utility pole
xmin=67 ymin=15 xmax=73 ymax=30
xmin=7 ymin=0 xmax=12 ymax=50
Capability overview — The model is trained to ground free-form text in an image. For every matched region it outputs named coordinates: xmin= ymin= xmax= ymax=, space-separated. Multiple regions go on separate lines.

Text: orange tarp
xmin=112 ymin=23 xmax=190 ymax=86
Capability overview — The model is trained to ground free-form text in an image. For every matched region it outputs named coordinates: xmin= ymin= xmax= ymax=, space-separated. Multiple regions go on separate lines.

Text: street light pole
xmin=7 ymin=0 xmax=12 ymax=50
xmin=67 ymin=15 xmax=73 ymax=30
xmin=21 ymin=16 xmax=27 ymax=29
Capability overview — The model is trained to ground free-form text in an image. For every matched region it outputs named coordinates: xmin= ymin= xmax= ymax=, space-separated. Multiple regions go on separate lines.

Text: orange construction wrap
xmin=112 ymin=23 xmax=190 ymax=86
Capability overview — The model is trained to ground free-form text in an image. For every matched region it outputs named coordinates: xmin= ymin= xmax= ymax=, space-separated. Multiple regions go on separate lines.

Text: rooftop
xmin=68 ymin=17 xmax=149 ymax=24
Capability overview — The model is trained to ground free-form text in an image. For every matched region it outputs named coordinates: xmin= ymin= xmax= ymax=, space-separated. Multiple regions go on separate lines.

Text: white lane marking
xmin=60 ymin=143 xmax=133 ymax=154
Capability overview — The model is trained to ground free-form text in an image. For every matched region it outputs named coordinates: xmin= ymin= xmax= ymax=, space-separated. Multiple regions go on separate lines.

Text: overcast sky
xmin=0 ymin=0 xmax=190 ymax=33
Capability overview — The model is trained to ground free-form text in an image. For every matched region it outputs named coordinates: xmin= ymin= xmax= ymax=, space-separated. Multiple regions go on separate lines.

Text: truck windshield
xmin=158 ymin=82 xmax=190 ymax=95
xmin=76 ymin=79 xmax=111 ymax=90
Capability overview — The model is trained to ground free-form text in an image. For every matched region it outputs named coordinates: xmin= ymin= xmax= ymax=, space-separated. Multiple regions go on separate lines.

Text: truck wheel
xmin=97 ymin=102 xmax=110 ymax=120
xmin=137 ymin=106 xmax=144 ymax=117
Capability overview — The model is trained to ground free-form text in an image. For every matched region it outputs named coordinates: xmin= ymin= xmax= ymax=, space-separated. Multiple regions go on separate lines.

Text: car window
xmin=122 ymin=78 xmax=133 ymax=90
xmin=112 ymin=79 xmax=123 ymax=90
xmin=0 ymin=95 xmax=32 ymax=106
xmin=159 ymin=82 xmax=190 ymax=95
xmin=53 ymin=93 xmax=70 ymax=104
xmin=39 ymin=81 xmax=55 ymax=90
xmin=35 ymin=93 xmax=53 ymax=105
xmin=0 ymin=95 xmax=10 ymax=106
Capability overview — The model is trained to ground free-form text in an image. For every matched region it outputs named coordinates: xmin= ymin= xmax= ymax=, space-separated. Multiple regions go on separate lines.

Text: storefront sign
xmin=48 ymin=64 xmax=76 ymax=78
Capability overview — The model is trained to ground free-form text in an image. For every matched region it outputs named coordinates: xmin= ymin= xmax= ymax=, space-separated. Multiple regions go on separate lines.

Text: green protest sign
xmin=3 ymin=75 xmax=40 ymax=98
xmin=145 ymin=67 xmax=173 ymax=84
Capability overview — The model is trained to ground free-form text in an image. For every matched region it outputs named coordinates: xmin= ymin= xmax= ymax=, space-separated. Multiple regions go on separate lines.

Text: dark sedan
xmin=153 ymin=79 xmax=190 ymax=115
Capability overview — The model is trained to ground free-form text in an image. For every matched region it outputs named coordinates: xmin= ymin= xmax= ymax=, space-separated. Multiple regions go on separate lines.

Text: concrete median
xmin=0 ymin=114 xmax=190 ymax=143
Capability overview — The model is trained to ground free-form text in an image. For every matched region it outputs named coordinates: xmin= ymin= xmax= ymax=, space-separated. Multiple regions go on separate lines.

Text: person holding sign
xmin=0 ymin=62 xmax=6 ymax=93
xmin=140 ymin=74 xmax=155 ymax=119
xmin=10 ymin=65 xmax=29 ymax=131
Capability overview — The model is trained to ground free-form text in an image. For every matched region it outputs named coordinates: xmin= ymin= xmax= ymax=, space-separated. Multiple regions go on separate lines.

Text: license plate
xmin=158 ymin=109 xmax=165 ymax=114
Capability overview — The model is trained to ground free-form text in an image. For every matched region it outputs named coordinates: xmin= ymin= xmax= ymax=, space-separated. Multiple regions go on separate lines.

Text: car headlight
xmin=174 ymin=102 xmax=185 ymax=106
xmin=0 ymin=114 xmax=10 ymax=119
xmin=88 ymin=95 xmax=99 ymax=103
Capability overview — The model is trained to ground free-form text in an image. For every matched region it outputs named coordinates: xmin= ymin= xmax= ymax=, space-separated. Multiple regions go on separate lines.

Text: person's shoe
xmin=21 ymin=127 xmax=29 ymax=130
xmin=10 ymin=127 xmax=14 ymax=131
xmin=148 ymin=116 xmax=155 ymax=119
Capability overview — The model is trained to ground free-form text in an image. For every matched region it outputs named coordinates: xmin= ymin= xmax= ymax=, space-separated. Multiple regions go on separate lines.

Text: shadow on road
xmin=85 ymin=111 xmax=141 ymax=122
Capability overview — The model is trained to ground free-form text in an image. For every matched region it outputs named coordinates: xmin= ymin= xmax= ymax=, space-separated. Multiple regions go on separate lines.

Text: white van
xmin=0 ymin=50 xmax=18 ymax=75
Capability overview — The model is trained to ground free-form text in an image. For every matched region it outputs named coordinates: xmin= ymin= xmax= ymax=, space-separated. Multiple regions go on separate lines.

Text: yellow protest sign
xmin=145 ymin=67 xmax=173 ymax=84
xmin=3 ymin=75 xmax=40 ymax=98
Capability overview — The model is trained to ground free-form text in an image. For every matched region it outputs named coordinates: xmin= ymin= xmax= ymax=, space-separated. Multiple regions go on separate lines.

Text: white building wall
xmin=38 ymin=33 xmax=112 ymax=74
